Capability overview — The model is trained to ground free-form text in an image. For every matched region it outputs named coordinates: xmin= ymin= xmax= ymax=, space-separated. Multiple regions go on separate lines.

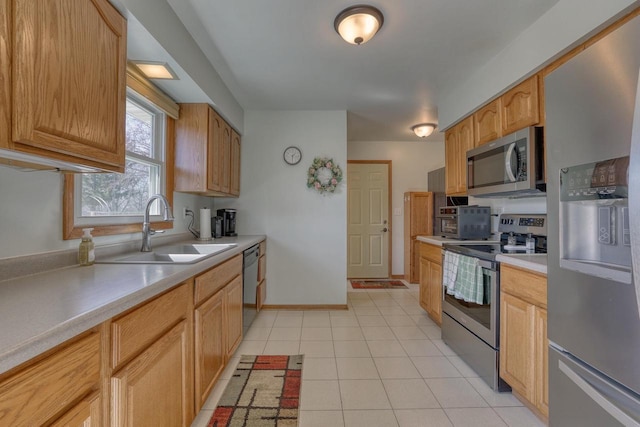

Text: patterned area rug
xmin=350 ymin=280 xmax=408 ymax=289
xmin=208 ymin=355 xmax=303 ymax=427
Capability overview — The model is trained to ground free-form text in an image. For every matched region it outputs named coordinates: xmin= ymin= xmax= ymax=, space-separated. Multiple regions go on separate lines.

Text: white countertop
xmin=417 ymin=235 xmax=547 ymax=274
xmin=0 ymin=235 xmax=265 ymax=375
xmin=496 ymin=253 xmax=547 ymax=275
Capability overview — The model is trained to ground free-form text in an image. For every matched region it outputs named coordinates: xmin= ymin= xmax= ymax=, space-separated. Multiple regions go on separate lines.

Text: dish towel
xmin=442 ymin=251 xmax=460 ymax=292
xmin=453 ymin=255 xmax=485 ymax=305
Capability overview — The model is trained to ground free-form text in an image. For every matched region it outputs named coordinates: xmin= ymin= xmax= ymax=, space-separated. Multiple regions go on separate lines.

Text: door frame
xmin=347 ymin=160 xmax=393 ymax=279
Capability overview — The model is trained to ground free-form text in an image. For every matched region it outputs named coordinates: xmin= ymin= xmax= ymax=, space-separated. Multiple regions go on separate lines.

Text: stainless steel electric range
xmin=442 ymin=213 xmax=547 ymax=391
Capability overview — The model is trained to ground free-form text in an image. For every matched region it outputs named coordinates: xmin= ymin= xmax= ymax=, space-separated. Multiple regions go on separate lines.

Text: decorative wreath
xmin=307 ymin=157 xmax=343 ymax=193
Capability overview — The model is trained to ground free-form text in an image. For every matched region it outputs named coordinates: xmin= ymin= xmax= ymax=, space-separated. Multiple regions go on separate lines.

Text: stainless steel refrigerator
xmin=545 ymin=15 xmax=640 ymax=426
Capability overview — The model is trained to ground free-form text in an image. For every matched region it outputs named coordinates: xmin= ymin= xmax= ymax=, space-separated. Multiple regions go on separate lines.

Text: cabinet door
xmin=112 ymin=320 xmax=194 ymax=427
xmin=419 ymin=256 xmax=430 ymax=312
xmin=50 ymin=391 xmax=101 ymax=427
xmin=194 ymin=290 xmax=225 ymax=412
xmin=428 ymin=261 xmax=442 ymax=325
xmin=225 ymin=276 xmax=243 ymax=360
xmin=207 ymin=108 xmax=224 ymax=192
xmin=501 ymin=76 xmax=540 ymax=135
xmin=474 ymin=99 xmax=502 ymax=146
xmin=444 ymin=129 xmax=458 ymax=195
xmin=230 ymin=130 xmax=241 ymax=196
xmin=11 ymin=0 xmax=126 ymax=172
xmin=456 ymin=116 xmax=474 ymax=193
xmin=219 ymin=123 xmax=232 ymax=194
xmin=257 ymin=280 xmax=266 ymax=311
xmin=500 ymin=293 xmax=535 ymax=401
xmin=535 ymin=307 xmax=549 ymax=417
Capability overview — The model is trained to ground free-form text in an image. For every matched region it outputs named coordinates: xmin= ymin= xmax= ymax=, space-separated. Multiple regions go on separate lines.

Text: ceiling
xmin=161 ymin=0 xmax=559 ymax=141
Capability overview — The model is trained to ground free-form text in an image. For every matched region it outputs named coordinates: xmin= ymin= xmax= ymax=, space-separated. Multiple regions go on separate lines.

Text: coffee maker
xmin=216 ymin=209 xmax=237 ymax=236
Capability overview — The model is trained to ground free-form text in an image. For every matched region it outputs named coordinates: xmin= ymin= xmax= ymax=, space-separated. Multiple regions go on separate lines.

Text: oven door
xmin=441 ymin=256 xmax=499 ymax=347
xmin=438 ymin=216 xmax=459 ymax=238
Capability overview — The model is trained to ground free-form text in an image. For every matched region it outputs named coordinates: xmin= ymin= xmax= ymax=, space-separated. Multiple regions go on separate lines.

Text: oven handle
xmin=442 ymin=249 xmax=498 ymax=271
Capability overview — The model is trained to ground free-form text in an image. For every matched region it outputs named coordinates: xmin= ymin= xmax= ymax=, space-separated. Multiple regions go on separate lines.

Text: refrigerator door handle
xmin=631 ymin=68 xmax=640 ymax=320
xmin=559 ymin=360 xmax=640 ymax=426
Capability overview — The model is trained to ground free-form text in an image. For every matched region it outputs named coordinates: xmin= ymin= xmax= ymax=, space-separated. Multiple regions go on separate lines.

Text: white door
xmin=347 ymin=162 xmax=390 ymax=278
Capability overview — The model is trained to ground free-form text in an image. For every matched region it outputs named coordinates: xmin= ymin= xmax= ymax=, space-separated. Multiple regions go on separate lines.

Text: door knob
xmin=381 ymin=227 xmax=388 ymax=232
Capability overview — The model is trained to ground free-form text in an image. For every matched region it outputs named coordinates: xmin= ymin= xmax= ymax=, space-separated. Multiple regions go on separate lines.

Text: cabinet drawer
xmin=501 ymin=265 xmax=547 ymax=308
xmin=195 ymin=254 xmax=242 ymax=305
xmin=112 ymin=283 xmax=189 ymax=369
xmin=419 ymin=243 xmax=442 ymax=264
xmin=0 ymin=332 xmax=100 ymax=427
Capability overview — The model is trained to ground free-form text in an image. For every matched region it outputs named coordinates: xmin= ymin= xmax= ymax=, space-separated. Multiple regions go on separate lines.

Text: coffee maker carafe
xmin=217 ymin=209 xmax=237 ymax=236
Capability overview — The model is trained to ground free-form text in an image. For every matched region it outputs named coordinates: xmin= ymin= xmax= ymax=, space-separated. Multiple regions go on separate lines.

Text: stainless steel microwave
xmin=466 ymin=126 xmax=545 ymax=197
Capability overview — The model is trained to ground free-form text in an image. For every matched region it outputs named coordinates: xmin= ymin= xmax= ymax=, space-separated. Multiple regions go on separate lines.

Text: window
xmin=75 ymin=90 xmax=166 ymax=224
xmin=63 ymin=87 xmax=176 ymax=239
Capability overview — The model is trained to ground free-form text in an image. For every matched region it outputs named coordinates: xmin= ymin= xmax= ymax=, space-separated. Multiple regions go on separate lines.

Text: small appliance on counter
xmin=211 ymin=216 xmax=223 ymax=238
xmin=217 ymin=208 xmax=237 ymax=236
xmin=436 ymin=205 xmax=491 ymax=239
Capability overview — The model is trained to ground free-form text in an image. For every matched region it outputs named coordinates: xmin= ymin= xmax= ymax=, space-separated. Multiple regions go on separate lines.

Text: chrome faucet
xmin=141 ymin=194 xmax=175 ymax=252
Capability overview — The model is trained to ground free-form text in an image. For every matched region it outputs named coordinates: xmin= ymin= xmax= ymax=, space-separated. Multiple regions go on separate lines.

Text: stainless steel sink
xmin=97 ymin=243 xmax=237 ymax=264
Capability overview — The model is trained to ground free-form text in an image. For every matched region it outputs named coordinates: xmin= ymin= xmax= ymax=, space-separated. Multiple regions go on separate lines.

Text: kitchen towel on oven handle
xmin=444 ymin=252 xmax=486 ymax=305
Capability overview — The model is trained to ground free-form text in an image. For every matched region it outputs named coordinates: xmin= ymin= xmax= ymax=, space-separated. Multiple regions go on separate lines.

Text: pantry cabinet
xmin=175 ymin=103 xmax=241 ymax=197
xmin=419 ymin=242 xmax=443 ymax=325
xmin=0 ymin=331 xmax=101 ymax=427
xmin=193 ymin=254 xmax=243 ymax=411
xmin=444 ymin=116 xmax=473 ymax=195
xmin=404 ymin=192 xmax=434 ymax=283
xmin=500 ymin=264 xmax=548 ymax=420
xmin=0 ymin=0 xmax=127 ymax=172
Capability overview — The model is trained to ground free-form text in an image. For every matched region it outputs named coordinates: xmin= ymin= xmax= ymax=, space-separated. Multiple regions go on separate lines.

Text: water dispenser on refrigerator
xmin=559 ymin=156 xmax=632 ymax=284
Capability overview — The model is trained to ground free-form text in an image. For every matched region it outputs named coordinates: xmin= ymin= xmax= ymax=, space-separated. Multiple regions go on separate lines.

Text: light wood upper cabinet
xmin=500 ymin=264 xmax=548 ymax=420
xmin=474 ymin=99 xmax=502 ymax=146
xmin=445 ymin=116 xmax=473 ymax=195
xmin=1 ymin=0 xmax=126 ymax=172
xmin=175 ymin=104 xmax=241 ymax=197
xmin=501 ymin=76 xmax=540 ymax=135
xmin=0 ymin=332 xmax=101 ymax=427
xmin=230 ymin=130 xmax=241 ymax=196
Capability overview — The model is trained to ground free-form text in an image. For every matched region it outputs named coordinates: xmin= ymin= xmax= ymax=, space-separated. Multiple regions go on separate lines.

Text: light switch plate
xmin=394 ymin=208 xmax=402 ymax=216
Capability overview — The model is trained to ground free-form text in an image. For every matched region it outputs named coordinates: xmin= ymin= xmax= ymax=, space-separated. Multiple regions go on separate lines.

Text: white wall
xmin=438 ymin=0 xmax=640 ymax=128
xmin=0 ymin=166 xmax=212 ymax=259
xmin=348 ymin=140 xmax=445 ymax=276
xmin=214 ymin=110 xmax=348 ymax=306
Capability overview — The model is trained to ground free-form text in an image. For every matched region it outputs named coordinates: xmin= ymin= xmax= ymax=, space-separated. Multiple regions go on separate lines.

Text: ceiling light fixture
xmin=132 ymin=61 xmax=179 ymax=80
xmin=334 ymin=5 xmax=384 ymax=45
xmin=411 ymin=123 xmax=437 ymax=138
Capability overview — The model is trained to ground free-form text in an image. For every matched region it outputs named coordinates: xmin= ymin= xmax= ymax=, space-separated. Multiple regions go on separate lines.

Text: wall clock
xmin=283 ymin=146 xmax=302 ymax=165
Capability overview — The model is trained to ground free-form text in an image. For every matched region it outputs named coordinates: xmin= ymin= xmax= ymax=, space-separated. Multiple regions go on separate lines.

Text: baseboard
xmin=391 ymin=274 xmax=405 ymax=280
xmin=261 ymin=304 xmax=349 ymax=310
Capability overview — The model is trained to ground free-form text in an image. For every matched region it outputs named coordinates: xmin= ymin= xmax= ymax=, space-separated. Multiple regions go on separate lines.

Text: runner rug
xmin=208 ymin=355 xmax=303 ymax=427
xmin=350 ymin=280 xmax=408 ymax=289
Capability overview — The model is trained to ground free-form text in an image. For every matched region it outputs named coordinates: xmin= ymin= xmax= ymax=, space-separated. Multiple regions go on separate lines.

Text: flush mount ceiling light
xmin=132 ymin=61 xmax=179 ymax=80
xmin=334 ymin=5 xmax=384 ymax=45
xmin=411 ymin=123 xmax=437 ymax=138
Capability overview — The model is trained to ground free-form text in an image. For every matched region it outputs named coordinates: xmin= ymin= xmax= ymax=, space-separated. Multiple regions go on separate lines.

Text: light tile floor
xmin=190 ymin=281 xmax=545 ymax=427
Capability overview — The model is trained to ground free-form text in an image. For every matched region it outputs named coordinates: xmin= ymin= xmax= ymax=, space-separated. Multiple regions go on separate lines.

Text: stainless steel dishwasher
xmin=243 ymin=244 xmax=260 ymax=332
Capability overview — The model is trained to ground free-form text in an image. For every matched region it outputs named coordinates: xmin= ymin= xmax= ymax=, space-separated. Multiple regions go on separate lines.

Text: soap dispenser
xmin=79 ymin=228 xmax=95 ymax=266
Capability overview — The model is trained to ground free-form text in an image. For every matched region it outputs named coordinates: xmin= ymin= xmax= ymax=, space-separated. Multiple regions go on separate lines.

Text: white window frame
xmin=73 ymin=88 xmax=167 ymax=227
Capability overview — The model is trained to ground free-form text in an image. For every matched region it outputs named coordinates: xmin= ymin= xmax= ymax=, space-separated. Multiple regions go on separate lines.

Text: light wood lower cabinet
xmin=0 ymin=332 xmax=101 ymax=427
xmin=111 ymin=320 xmax=193 ymax=427
xmin=110 ymin=282 xmax=194 ymax=427
xmin=257 ymin=240 xmax=267 ymax=309
xmin=419 ymin=242 xmax=443 ymax=325
xmin=500 ymin=264 xmax=548 ymax=420
xmin=193 ymin=254 xmax=243 ymax=412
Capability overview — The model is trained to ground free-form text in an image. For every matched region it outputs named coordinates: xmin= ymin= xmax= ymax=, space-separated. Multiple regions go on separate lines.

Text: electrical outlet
xmin=183 ymin=207 xmax=189 ymax=219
